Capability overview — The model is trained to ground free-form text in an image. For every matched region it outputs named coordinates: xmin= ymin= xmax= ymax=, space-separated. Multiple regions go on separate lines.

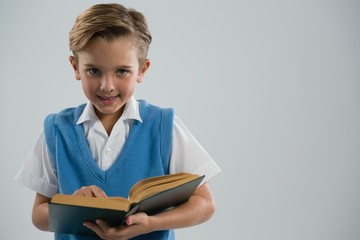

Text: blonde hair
xmin=69 ymin=3 xmax=152 ymax=67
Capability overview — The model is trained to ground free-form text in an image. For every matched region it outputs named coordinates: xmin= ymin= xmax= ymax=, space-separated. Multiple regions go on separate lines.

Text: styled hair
xmin=69 ymin=3 xmax=152 ymax=67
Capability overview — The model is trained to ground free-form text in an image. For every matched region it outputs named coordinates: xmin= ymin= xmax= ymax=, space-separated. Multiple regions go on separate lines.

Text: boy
xmin=15 ymin=3 xmax=221 ymax=240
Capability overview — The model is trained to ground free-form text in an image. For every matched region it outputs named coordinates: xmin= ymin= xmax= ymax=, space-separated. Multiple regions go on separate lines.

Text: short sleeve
xmin=14 ymin=131 xmax=58 ymax=197
xmin=169 ymin=116 xmax=221 ymax=183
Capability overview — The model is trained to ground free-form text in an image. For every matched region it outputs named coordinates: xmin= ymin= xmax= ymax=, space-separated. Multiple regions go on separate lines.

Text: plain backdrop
xmin=1 ymin=0 xmax=360 ymax=239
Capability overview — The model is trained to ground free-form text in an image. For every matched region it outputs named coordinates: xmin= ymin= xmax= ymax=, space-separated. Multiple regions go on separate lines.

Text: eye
xmin=117 ymin=69 xmax=129 ymax=76
xmin=88 ymin=68 xmax=101 ymax=76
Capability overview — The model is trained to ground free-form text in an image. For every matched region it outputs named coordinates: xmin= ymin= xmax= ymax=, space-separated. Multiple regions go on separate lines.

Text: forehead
xmin=77 ymin=36 xmax=139 ymax=67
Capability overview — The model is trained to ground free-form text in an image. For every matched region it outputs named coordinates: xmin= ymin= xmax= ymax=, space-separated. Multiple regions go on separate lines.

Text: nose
xmin=100 ymin=75 xmax=115 ymax=92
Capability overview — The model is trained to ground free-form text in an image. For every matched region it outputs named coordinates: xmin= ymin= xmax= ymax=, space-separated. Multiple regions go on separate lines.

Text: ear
xmin=69 ymin=56 xmax=81 ymax=80
xmin=137 ymin=59 xmax=151 ymax=83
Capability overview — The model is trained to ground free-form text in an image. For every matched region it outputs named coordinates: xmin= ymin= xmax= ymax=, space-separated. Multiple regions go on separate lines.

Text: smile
xmin=98 ymin=95 xmax=118 ymax=104
xmin=99 ymin=95 xmax=117 ymax=100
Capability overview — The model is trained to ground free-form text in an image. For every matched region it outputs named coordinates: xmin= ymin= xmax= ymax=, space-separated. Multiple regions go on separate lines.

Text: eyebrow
xmin=83 ymin=64 xmax=133 ymax=69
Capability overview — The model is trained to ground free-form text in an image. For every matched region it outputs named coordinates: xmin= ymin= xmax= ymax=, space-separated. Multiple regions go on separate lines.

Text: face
xmin=69 ymin=36 xmax=150 ymax=122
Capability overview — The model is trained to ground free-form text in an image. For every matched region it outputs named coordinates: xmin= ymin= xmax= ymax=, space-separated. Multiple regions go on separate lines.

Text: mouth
xmin=98 ymin=95 xmax=119 ymax=104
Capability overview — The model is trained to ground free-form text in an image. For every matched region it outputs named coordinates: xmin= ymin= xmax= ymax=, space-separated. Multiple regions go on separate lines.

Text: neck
xmin=95 ymin=108 xmax=124 ymax=136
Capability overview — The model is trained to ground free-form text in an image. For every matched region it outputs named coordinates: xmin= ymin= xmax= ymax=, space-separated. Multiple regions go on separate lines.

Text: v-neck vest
xmin=44 ymin=100 xmax=175 ymax=240
xmin=44 ymin=99 xmax=173 ymax=196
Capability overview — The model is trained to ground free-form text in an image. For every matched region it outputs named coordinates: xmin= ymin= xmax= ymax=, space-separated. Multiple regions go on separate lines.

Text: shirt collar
xmin=76 ymin=96 xmax=142 ymax=125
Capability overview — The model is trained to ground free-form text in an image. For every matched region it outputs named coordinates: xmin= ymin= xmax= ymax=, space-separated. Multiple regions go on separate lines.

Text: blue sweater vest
xmin=44 ymin=100 xmax=175 ymax=240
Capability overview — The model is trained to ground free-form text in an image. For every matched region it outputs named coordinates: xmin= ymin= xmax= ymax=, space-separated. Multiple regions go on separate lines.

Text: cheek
xmin=118 ymin=78 xmax=137 ymax=93
xmin=81 ymin=79 xmax=98 ymax=97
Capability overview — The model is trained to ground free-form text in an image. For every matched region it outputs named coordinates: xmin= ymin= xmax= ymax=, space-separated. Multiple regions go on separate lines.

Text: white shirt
xmin=15 ymin=97 xmax=221 ymax=197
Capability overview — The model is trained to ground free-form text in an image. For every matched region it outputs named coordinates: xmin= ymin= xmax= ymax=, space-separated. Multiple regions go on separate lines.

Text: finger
xmin=125 ymin=212 xmax=147 ymax=226
xmin=85 ymin=220 xmax=114 ymax=239
xmin=73 ymin=186 xmax=107 ymax=197
xmin=83 ymin=221 xmax=103 ymax=235
xmin=125 ymin=216 xmax=133 ymax=226
xmin=72 ymin=187 xmax=91 ymax=197
xmin=72 ymin=189 xmax=81 ymax=196
xmin=89 ymin=185 xmax=107 ymax=198
xmin=80 ymin=186 xmax=93 ymax=197
xmin=96 ymin=219 xmax=111 ymax=231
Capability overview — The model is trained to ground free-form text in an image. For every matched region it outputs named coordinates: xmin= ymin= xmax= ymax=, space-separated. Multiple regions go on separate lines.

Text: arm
xmin=32 ymin=185 xmax=107 ymax=232
xmin=84 ymin=183 xmax=216 ymax=239
xmin=142 ymin=182 xmax=216 ymax=229
xmin=32 ymin=193 xmax=51 ymax=231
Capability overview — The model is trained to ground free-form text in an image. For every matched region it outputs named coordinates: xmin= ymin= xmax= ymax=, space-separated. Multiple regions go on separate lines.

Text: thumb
xmin=125 ymin=212 xmax=147 ymax=226
xmin=125 ymin=215 xmax=135 ymax=226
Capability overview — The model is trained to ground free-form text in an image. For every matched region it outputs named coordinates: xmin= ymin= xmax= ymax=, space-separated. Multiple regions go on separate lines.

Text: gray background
xmin=1 ymin=0 xmax=360 ymax=239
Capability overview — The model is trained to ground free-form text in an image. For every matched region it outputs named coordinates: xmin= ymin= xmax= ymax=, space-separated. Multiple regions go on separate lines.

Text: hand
xmin=83 ymin=212 xmax=152 ymax=240
xmin=72 ymin=185 xmax=107 ymax=198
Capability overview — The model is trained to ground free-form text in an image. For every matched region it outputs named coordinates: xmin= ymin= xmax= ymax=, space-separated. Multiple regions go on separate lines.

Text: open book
xmin=49 ymin=172 xmax=204 ymax=236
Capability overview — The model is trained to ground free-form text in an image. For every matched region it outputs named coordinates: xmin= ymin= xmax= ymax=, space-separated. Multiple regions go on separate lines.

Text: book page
xmin=129 ymin=173 xmax=201 ymax=203
xmin=51 ymin=194 xmax=130 ymax=211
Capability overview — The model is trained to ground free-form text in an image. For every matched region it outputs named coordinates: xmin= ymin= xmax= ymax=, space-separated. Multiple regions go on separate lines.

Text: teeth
xmin=100 ymin=96 xmax=115 ymax=100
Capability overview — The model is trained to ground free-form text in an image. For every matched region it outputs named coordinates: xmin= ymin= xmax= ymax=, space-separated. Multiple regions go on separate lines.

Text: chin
xmin=95 ymin=104 xmax=124 ymax=117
